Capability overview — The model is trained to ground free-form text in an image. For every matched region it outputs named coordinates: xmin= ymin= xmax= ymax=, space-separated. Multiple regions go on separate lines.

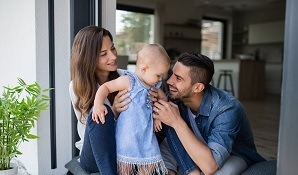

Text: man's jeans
xmin=161 ymin=126 xmax=247 ymax=175
xmin=80 ymin=105 xmax=117 ymax=175
xmin=163 ymin=125 xmax=199 ymax=175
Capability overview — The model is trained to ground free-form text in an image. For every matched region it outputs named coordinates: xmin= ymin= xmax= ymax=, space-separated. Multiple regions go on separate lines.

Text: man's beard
xmin=169 ymin=85 xmax=192 ymax=100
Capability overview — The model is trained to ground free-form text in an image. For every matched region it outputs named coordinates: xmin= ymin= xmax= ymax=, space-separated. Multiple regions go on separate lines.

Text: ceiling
xmin=193 ymin=0 xmax=285 ymax=11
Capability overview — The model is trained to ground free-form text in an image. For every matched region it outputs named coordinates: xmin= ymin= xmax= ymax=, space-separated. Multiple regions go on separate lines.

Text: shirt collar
xmin=197 ymin=86 xmax=212 ymax=117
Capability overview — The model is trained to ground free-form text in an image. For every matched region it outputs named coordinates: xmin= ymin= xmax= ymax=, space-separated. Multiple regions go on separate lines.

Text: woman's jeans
xmin=80 ymin=105 xmax=117 ymax=175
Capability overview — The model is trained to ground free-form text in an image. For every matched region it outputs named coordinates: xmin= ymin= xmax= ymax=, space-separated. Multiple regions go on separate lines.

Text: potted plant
xmin=0 ymin=78 xmax=51 ymax=174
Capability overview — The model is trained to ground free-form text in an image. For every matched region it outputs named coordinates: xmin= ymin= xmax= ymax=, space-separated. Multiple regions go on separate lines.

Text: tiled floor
xmin=241 ymin=94 xmax=281 ymax=160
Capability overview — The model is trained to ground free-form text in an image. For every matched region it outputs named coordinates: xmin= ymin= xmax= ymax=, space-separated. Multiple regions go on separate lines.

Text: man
xmin=153 ymin=52 xmax=265 ymax=175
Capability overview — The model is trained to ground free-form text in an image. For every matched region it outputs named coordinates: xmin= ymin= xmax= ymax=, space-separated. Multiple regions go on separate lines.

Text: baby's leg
xmin=117 ymin=162 xmax=134 ymax=175
xmin=137 ymin=164 xmax=156 ymax=175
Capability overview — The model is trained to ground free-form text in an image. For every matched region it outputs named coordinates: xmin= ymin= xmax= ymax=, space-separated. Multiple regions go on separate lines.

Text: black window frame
xmin=202 ymin=16 xmax=227 ymax=59
xmin=117 ymin=4 xmax=154 ymax=15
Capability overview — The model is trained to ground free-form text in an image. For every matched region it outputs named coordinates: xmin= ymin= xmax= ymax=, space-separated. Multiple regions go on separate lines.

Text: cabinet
xmin=248 ymin=21 xmax=284 ymax=44
xmin=163 ymin=23 xmax=201 ymax=54
xmin=238 ymin=60 xmax=265 ymax=100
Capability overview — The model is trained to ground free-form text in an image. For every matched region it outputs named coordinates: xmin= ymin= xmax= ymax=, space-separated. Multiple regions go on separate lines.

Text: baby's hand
xmin=92 ymin=104 xmax=108 ymax=124
xmin=154 ymin=119 xmax=162 ymax=132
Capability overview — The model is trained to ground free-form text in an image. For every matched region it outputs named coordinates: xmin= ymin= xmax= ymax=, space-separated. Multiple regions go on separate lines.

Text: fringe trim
xmin=117 ymin=155 xmax=164 ymax=165
xmin=117 ymin=155 xmax=168 ymax=175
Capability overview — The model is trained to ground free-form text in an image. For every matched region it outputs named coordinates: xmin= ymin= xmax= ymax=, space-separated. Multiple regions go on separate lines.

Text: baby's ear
xmin=140 ymin=65 xmax=149 ymax=73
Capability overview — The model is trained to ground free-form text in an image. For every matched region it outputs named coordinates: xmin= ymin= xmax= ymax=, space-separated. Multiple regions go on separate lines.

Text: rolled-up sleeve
xmin=208 ymin=141 xmax=230 ymax=168
xmin=207 ymin=105 xmax=242 ymax=169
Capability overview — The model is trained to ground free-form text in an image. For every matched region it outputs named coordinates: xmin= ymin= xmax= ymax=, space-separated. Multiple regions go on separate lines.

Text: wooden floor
xmin=240 ymin=94 xmax=281 ymax=160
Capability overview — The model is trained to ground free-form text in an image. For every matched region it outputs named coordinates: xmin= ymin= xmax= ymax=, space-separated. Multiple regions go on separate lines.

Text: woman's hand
xmin=112 ymin=89 xmax=131 ymax=117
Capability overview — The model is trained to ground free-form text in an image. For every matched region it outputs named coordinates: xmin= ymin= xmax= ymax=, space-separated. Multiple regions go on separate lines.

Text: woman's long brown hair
xmin=70 ymin=26 xmax=119 ymax=122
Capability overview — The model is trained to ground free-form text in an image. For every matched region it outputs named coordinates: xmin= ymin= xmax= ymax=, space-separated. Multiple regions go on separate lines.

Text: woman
xmin=69 ymin=26 xmax=131 ymax=174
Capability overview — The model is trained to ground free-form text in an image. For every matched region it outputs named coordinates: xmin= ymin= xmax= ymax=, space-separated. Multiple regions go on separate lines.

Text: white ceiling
xmin=193 ymin=0 xmax=285 ymax=11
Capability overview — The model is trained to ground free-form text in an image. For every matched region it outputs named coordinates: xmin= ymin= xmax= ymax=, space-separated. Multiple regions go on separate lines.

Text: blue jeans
xmin=163 ymin=124 xmax=199 ymax=175
xmin=80 ymin=105 xmax=117 ymax=175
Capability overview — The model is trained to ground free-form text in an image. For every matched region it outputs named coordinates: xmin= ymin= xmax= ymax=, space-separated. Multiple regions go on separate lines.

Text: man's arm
xmin=153 ymin=100 xmax=218 ymax=175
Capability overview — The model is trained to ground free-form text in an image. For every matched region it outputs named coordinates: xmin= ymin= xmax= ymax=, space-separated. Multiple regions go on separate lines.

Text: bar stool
xmin=217 ymin=69 xmax=235 ymax=96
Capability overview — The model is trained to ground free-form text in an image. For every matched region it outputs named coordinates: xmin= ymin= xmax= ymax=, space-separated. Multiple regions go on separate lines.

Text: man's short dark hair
xmin=177 ymin=52 xmax=214 ymax=86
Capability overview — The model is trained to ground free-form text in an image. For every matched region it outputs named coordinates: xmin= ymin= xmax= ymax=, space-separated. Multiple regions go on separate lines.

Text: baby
xmin=93 ymin=44 xmax=170 ymax=175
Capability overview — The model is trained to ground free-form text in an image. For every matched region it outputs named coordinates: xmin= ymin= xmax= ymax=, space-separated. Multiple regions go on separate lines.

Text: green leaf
xmin=27 ymin=134 xmax=38 ymax=139
xmin=42 ymin=95 xmax=51 ymax=100
xmin=17 ymin=78 xmax=26 ymax=86
xmin=42 ymin=88 xmax=54 ymax=92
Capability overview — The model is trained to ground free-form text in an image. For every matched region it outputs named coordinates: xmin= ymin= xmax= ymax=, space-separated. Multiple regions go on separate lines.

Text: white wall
xmin=0 ymin=0 xmax=38 ymax=174
xmin=102 ymin=0 xmax=117 ymax=38
xmin=278 ymin=0 xmax=298 ymax=173
xmin=1 ymin=0 xmax=72 ymax=174
xmin=0 ymin=0 xmax=36 ymax=87
xmin=36 ymin=0 xmax=72 ymax=174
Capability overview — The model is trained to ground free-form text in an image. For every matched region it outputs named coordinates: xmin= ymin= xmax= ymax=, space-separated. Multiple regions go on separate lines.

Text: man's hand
xmin=148 ymin=88 xmax=158 ymax=102
xmin=92 ymin=105 xmax=108 ymax=124
xmin=153 ymin=99 xmax=181 ymax=129
xmin=154 ymin=101 xmax=218 ymax=175
xmin=148 ymin=88 xmax=167 ymax=103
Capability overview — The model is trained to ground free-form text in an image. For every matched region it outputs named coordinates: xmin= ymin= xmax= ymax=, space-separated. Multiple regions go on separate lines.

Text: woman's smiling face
xmin=96 ymin=36 xmax=118 ymax=73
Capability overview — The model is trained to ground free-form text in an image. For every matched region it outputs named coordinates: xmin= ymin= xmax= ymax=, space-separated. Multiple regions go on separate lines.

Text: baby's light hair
xmin=136 ymin=44 xmax=170 ymax=67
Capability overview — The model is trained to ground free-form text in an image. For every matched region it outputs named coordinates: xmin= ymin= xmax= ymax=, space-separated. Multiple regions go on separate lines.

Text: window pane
xmin=116 ymin=10 xmax=155 ymax=72
xmin=201 ymin=20 xmax=223 ymax=60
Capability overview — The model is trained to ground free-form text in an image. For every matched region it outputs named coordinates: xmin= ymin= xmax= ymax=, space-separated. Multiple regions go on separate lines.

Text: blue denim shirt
xmin=173 ymin=85 xmax=265 ymax=168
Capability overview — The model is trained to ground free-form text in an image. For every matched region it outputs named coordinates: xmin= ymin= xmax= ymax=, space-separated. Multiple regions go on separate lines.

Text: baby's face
xmin=142 ymin=62 xmax=170 ymax=86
